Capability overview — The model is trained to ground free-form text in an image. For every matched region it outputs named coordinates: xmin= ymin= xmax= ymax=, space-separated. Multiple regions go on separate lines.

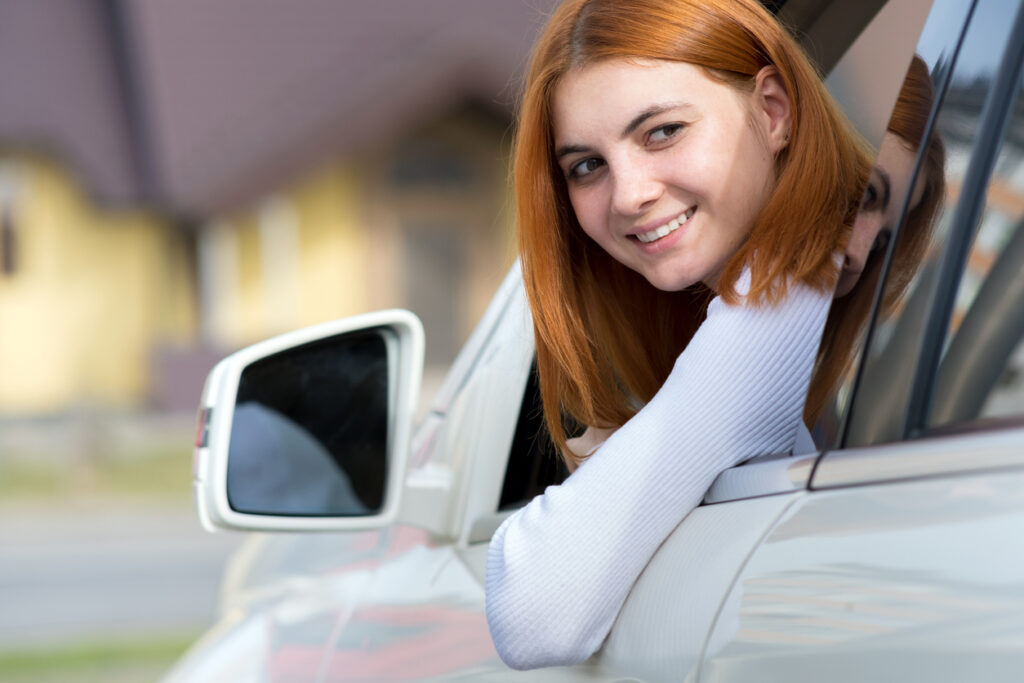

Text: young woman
xmin=485 ymin=0 xmax=881 ymax=670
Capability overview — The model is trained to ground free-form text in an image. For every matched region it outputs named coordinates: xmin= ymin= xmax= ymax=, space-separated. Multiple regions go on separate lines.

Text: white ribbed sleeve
xmin=485 ymin=272 xmax=832 ymax=670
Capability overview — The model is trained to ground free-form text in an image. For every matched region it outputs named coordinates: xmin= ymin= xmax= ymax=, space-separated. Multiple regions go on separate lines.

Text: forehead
xmin=551 ymin=58 xmax=736 ymax=140
xmin=878 ymin=132 xmax=926 ymax=210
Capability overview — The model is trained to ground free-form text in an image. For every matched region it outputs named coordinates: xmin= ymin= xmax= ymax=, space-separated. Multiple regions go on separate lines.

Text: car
xmin=165 ymin=0 xmax=1024 ymax=680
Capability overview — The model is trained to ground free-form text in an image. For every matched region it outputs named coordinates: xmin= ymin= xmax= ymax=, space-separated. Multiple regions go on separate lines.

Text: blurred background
xmin=0 ymin=0 xmax=555 ymax=680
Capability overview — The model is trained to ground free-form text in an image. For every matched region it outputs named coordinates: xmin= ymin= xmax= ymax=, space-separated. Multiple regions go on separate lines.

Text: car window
xmin=925 ymin=79 xmax=1024 ymax=429
xmin=830 ymin=0 xmax=1024 ymax=449
xmin=796 ymin=0 xmax=977 ymax=452
xmin=498 ymin=361 xmax=568 ymax=510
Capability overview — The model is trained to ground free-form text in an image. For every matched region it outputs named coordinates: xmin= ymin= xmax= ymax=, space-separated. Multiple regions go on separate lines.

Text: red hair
xmin=515 ymin=0 xmax=873 ymax=465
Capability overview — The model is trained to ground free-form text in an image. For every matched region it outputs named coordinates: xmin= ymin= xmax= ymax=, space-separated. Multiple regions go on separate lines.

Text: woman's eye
xmin=862 ymin=182 xmax=879 ymax=208
xmin=871 ymin=228 xmax=892 ymax=254
xmin=568 ymin=157 xmax=605 ymax=180
xmin=648 ymin=124 xmax=683 ymax=143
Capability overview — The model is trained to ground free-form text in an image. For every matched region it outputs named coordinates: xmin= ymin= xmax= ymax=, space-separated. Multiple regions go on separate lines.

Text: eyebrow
xmin=621 ymin=103 xmax=684 ymax=137
xmin=555 ymin=143 xmax=592 ymax=160
xmin=555 ymin=102 xmax=692 ymax=160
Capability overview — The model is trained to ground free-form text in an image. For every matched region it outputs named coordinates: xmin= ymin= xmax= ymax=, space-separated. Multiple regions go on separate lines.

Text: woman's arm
xmin=485 ymin=272 xmax=832 ymax=670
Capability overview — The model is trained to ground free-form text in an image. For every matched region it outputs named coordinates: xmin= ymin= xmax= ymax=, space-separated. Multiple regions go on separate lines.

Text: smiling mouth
xmin=634 ymin=207 xmax=696 ymax=244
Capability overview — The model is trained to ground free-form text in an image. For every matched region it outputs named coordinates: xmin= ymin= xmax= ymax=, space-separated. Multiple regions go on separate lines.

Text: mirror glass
xmin=226 ymin=329 xmax=389 ymax=516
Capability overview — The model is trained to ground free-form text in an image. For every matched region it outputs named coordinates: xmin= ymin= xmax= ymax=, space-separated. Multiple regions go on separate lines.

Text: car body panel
xmin=813 ymin=426 xmax=1024 ymax=489
xmin=705 ymin=453 xmax=818 ymax=504
xmin=167 ymin=525 xmax=614 ymax=682
xmin=700 ymin=465 xmax=1024 ymax=682
xmin=592 ymin=493 xmax=801 ymax=682
xmin=165 ymin=527 xmax=434 ymax=682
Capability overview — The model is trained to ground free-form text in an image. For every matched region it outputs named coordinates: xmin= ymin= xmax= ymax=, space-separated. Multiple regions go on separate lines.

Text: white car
xmin=166 ymin=0 xmax=1024 ymax=680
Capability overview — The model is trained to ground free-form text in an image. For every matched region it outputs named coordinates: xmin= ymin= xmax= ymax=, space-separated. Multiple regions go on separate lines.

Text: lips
xmin=634 ymin=207 xmax=696 ymax=244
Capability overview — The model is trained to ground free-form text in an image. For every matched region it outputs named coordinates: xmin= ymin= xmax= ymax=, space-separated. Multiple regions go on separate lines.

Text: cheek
xmin=568 ymin=188 xmax=605 ymax=239
xmin=703 ymin=137 xmax=773 ymax=217
xmin=849 ymin=214 xmax=883 ymax=261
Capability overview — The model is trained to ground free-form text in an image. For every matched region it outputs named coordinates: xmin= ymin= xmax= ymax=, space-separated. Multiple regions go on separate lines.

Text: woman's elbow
xmin=485 ymin=513 xmax=604 ymax=668
xmin=486 ymin=589 xmax=601 ymax=670
xmin=489 ymin=623 xmax=598 ymax=670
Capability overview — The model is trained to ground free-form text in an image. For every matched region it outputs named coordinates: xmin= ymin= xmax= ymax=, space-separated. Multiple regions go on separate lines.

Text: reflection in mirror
xmin=227 ymin=330 xmax=390 ymax=516
xmin=809 ymin=54 xmax=948 ymax=449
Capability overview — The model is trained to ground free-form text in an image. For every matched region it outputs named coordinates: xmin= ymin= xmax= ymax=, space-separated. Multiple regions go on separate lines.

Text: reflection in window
xmin=927 ymin=75 xmax=1024 ymax=427
xmin=812 ymin=56 xmax=948 ymax=448
xmin=839 ymin=0 xmax=1022 ymax=448
xmin=809 ymin=0 xmax=980 ymax=450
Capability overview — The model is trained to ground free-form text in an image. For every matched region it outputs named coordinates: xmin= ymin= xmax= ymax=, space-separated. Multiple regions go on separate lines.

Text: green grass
xmin=98 ymin=448 xmax=193 ymax=498
xmin=0 ymin=447 xmax=192 ymax=502
xmin=0 ymin=633 xmax=198 ymax=683
xmin=0 ymin=461 xmax=63 ymax=497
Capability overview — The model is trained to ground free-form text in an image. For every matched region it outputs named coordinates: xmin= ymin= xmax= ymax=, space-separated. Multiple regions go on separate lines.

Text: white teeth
xmin=635 ymin=208 xmax=695 ymax=243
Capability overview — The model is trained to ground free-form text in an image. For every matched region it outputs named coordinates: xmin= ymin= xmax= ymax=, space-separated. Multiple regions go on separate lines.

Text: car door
xmin=531 ymin=2 xmax=939 ymax=681
xmin=697 ymin=1 xmax=1024 ymax=680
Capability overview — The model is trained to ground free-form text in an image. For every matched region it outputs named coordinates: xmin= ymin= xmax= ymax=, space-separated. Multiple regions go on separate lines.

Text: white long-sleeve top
xmin=485 ymin=271 xmax=832 ymax=670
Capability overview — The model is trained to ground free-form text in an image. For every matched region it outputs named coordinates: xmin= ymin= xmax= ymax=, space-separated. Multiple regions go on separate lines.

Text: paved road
xmin=0 ymin=502 xmax=243 ymax=650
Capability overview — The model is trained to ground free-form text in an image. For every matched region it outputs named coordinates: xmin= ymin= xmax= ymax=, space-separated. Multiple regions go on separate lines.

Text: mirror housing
xmin=193 ymin=310 xmax=423 ymax=532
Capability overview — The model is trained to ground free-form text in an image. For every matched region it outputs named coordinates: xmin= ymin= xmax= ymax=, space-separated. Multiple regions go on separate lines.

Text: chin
xmin=834 ymin=272 xmax=857 ymax=298
xmin=643 ymin=272 xmax=700 ymax=293
xmin=639 ymin=260 xmax=715 ymax=293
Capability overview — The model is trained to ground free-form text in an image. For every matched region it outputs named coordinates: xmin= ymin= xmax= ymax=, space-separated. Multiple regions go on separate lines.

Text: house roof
xmin=0 ymin=0 xmax=558 ymax=217
xmin=0 ymin=0 xmax=867 ymax=218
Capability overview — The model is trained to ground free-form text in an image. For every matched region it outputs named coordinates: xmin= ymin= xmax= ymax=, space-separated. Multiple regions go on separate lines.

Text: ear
xmin=753 ymin=66 xmax=792 ymax=153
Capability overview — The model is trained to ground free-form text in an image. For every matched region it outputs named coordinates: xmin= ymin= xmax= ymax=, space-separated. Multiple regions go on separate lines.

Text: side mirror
xmin=192 ymin=310 xmax=423 ymax=532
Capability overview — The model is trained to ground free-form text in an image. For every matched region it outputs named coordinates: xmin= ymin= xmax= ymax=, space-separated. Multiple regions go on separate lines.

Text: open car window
xmin=498 ymin=362 xmax=568 ymax=511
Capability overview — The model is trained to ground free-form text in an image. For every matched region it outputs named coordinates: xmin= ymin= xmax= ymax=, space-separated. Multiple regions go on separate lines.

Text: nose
xmin=609 ymin=159 xmax=662 ymax=216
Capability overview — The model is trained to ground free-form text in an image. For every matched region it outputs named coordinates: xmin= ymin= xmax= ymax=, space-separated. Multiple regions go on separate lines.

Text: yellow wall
xmin=0 ymin=106 xmax=515 ymax=414
xmin=233 ymin=213 xmax=264 ymax=343
xmin=0 ymin=154 xmax=196 ymax=414
xmin=294 ymin=164 xmax=369 ymax=323
xmin=207 ymin=162 xmax=370 ymax=348
xmin=0 ymin=106 xmax=514 ymax=414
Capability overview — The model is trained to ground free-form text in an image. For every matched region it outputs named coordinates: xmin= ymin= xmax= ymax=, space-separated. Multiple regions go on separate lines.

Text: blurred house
xmin=0 ymin=0 xmax=557 ymax=414
xmin=0 ymin=156 xmax=196 ymax=413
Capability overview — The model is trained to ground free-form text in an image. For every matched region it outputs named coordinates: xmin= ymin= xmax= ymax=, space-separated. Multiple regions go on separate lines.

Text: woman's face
xmin=552 ymin=59 xmax=790 ymax=292
xmin=834 ymin=132 xmax=927 ymax=298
